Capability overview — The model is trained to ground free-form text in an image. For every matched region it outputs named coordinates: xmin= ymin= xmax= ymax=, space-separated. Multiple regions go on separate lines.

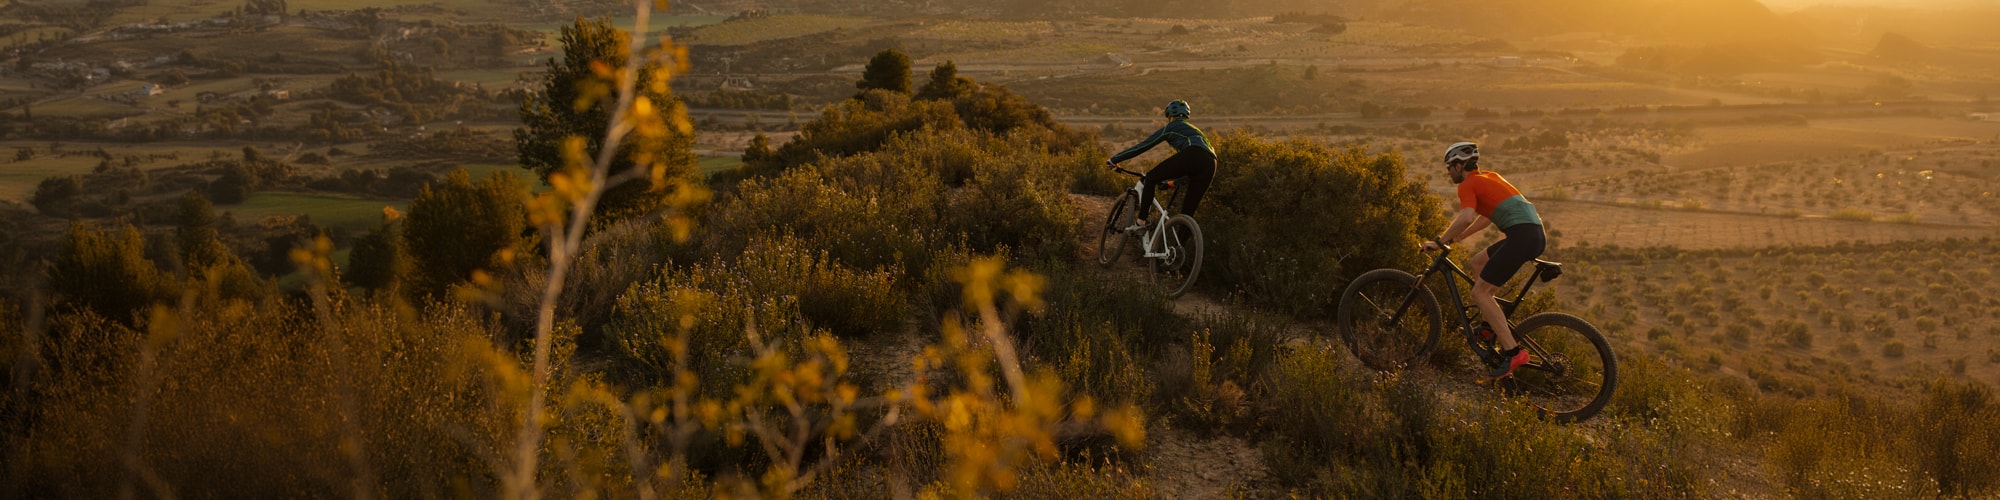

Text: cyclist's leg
xmin=1468 ymin=243 xmax=1494 ymax=282
xmin=1178 ymin=153 xmax=1215 ymax=217
xmin=1142 ymin=149 xmax=1205 ymax=216
xmin=1470 ymin=239 xmax=1512 ymax=348
xmin=1476 ymin=224 xmax=1546 ymax=352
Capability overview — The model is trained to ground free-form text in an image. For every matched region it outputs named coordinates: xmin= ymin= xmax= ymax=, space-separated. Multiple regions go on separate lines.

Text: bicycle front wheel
xmin=1151 ymin=215 xmax=1202 ymax=298
xmin=1096 ymin=193 xmax=1135 ymax=268
xmin=1335 ymin=268 xmax=1441 ymax=371
xmin=1500 ymin=312 xmax=1618 ymax=423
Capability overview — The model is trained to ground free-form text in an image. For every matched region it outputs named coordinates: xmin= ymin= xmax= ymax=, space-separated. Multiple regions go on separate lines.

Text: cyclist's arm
xmin=1438 ymin=207 xmax=1480 ymax=244
xmin=1110 ymin=125 xmax=1171 ymax=164
xmin=1454 ymin=216 xmax=1492 ymax=244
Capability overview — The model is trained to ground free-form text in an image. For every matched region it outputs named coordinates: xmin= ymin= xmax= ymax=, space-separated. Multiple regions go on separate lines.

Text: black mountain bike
xmin=1335 ymin=243 xmax=1617 ymax=422
xmin=1096 ymin=167 xmax=1203 ymax=298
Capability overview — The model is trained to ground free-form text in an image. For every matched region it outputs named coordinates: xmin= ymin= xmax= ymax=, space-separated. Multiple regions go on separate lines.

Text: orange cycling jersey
xmin=1457 ymin=171 xmax=1543 ymax=229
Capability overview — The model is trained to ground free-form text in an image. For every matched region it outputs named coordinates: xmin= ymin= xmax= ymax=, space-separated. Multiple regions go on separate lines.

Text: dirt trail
xmin=1064 ymin=193 xmax=1780 ymax=498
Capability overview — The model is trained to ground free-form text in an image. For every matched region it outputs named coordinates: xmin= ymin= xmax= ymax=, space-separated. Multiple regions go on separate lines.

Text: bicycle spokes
xmin=1498 ymin=314 xmax=1614 ymax=422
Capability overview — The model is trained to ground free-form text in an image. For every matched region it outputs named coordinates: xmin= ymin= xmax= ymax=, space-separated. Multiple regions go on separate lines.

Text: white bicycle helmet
xmin=1443 ymin=142 xmax=1479 ymax=165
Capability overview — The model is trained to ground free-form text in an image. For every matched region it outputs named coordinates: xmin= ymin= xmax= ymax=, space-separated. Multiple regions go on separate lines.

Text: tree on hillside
xmin=515 ymin=17 xmax=698 ymax=223
xmin=856 ymin=49 xmax=912 ymax=96
xmin=45 ymin=223 xmax=168 ymax=327
xmin=30 ymin=175 xmax=83 ymax=216
xmin=346 ymin=208 xmax=410 ymax=293
xmin=915 ymin=60 xmax=973 ymax=101
xmin=403 ymin=169 xmax=528 ymax=300
xmin=175 ymin=191 xmax=232 ymax=272
xmin=174 ymin=191 xmax=271 ymax=302
xmin=741 ymin=133 xmax=774 ymax=164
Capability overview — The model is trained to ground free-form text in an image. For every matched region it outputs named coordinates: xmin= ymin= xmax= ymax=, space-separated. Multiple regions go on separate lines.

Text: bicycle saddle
xmin=1534 ymin=260 xmax=1562 ymax=282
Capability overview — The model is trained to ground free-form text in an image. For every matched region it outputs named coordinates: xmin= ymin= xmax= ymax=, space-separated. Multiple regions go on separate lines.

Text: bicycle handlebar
xmin=1108 ymin=165 xmax=1178 ymax=189
xmin=1423 ymin=241 xmax=1457 ymax=264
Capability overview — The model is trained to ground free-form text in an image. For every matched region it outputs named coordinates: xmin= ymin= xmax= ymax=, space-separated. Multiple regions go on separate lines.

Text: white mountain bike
xmin=1096 ymin=166 xmax=1203 ymax=298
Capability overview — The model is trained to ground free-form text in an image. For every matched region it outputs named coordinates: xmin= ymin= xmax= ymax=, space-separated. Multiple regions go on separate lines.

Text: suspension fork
xmin=1385 ymin=262 xmax=1442 ymax=326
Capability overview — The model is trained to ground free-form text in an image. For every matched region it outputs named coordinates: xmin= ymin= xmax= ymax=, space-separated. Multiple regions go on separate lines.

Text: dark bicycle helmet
xmin=1443 ymin=142 xmax=1479 ymax=165
xmin=1165 ymin=100 xmax=1191 ymax=119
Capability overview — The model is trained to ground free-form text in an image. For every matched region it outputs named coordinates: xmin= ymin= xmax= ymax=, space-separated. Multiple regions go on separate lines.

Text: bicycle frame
xmin=1112 ymin=167 xmax=1184 ymax=260
xmin=1402 ymin=245 xmax=1547 ymax=328
xmin=1388 ymin=244 xmax=1559 ymax=368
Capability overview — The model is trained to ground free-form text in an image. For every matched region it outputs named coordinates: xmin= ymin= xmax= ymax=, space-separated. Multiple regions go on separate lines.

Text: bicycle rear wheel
xmin=1499 ymin=312 xmax=1617 ymax=423
xmin=1151 ymin=215 xmax=1202 ymax=298
xmin=1096 ymin=193 xmax=1135 ymax=268
xmin=1335 ymin=269 xmax=1442 ymax=371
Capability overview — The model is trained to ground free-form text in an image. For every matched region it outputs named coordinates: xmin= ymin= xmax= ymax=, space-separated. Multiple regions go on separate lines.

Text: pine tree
xmin=175 ymin=191 xmax=231 ymax=272
xmin=514 ymin=17 xmax=697 ymax=222
xmin=345 ymin=210 xmax=410 ymax=293
xmin=45 ymin=223 xmax=168 ymax=326
xmin=915 ymin=60 xmax=973 ymax=101
xmin=742 ymin=132 xmax=774 ymax=164
xmin=403 ymin=169 xmax=527 ymax=300
xmin=856 ymin=49 xmax=912 ymax=96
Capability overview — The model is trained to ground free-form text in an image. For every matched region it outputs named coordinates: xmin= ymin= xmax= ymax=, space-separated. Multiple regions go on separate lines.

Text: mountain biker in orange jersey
xmin=1105 ymin=99 xmax=1215 ymax=233
xmin=1420 ymin=142 xmax=1546 ymax=380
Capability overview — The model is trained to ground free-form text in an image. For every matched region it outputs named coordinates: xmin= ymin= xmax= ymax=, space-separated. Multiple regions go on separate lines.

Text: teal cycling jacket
xmin=1111 ymin=120 xmax=1214 ymax=163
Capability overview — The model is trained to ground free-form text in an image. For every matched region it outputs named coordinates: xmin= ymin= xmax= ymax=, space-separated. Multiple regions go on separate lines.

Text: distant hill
xmin=1870 ymin=32 xmax=1929 ymax=62
xmin=1356 ymin=0 xmax=1809 ymax=44
xmin=1787 ymin=4 xmax=2000 ymax=48
xmin=803 ymin=0 xmax=1812 ymax=44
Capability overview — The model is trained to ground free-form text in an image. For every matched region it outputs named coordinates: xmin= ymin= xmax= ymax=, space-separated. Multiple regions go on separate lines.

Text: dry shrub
xmin=16 ymin=298 xmax=528 ymax=498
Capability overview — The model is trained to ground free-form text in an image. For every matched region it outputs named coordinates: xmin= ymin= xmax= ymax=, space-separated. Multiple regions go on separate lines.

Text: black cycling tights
xmin=1140 ymin=148 xmax=1216 ymax=219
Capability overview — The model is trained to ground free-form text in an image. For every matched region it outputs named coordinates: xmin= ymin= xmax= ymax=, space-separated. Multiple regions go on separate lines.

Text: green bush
xmin=714 ymin=161 xmax=943 ymax=278
xmin=714 ymin=129 xmax=1083 ymax=279
xmin=1258 ymin=345 xmax=1389 ymax=491
xmin=1765 ymin=395 xmax=1940 ymax=498
xmin=403 ymin=169 xmax=529 ymax=301
xmin=1611 ymin=354 xmax=1730 ymax=435
xmin=753 ymin=90 xmax=961 ymax=175
xmin=605 ymin=264 xmax=825 ymax=395
xmin=1420 ymin=401 xmax=1623 ymax=498
xmin=1912 ymin=378 xmax=2000 ymax=497
xmin=1199 ymin=134 xmax=1445 ymax=317
xmin=45 ymin=223 xmax=170 ymax=327
xmin=1019 ymin=264 xmax=1182 ymax=406
xmin=730 ymin=235 xmax=906 ymax=340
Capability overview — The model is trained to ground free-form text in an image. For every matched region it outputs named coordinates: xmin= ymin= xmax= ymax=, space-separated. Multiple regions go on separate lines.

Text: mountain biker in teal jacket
xmin=1105 ymin=100 xmax=1216 ymax=232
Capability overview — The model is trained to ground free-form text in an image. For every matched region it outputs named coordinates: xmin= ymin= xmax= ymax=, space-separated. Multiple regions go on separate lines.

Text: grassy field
xmin=29 ymin=95 xmax=144 ymax=120
xmin=683 ymin=15 xmax=868 ymax=45
xmin=437 ymin=68 xmax=533 ymax=88
xmin=698 ymin=155 xmax=740 ymax=176
xmin=0 ymin=156 xmax=100 ymax=202
xmin=0 ymin=141 xmax=236 ymax=202
xmin=102 ymin=0 xmax=519 ymax=24
xmin=225 ymin=191 xmax=403 ymax=232
xmin=522 ymin=14 xmax=728 ymax=36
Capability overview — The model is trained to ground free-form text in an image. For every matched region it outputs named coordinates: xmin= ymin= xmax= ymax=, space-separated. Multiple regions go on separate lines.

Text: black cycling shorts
xmin=1480 ymin=223 xmax=1545 ymax=286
